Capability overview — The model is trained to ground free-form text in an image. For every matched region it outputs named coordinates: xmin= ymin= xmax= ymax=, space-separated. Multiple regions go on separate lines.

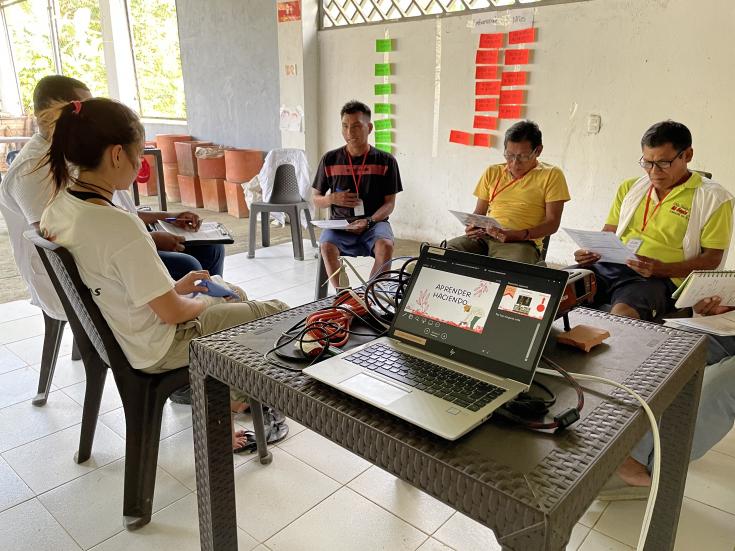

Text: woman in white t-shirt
xmin=39 ymin=98 xmax=289 ymax=451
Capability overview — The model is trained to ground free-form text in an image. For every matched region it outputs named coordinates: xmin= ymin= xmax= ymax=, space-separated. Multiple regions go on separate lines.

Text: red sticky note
xmin=504 ymin=49 xmax=531 ymax=65
xmin=499 ymin=105 xmax=523 ymax=119
xmin=479 ymin=33 xmax=504 ymax=49
xmin=449 ymin=130 xmax=472 ymax=145
xmin=476 ymin=49 xmax=500 ymax=65
xmin=475 ymin=81 xmax=500 ymax=96
xmin=473 ymin=133 xmax=492 ymax=147
xmin=473 ymin=116 xmax=498 ymax=130
xmin=499 ymin=90 xmax=525 ymax=105
xmin=508 ymin=27 xmax=536 ymax=45
xmin=475 ymin=66 xmax=500 ymax=80
xmin=475 ymin=98 xmax=499 ymax=112
xmin=501 ymin=71 xmax=528 ymax=87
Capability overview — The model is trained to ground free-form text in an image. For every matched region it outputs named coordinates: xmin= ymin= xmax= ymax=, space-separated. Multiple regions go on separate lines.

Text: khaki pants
xmin=143 ymin=299 xmax=289 ymax=402
xmin=446 ymin=234 xmax=540 ymax=265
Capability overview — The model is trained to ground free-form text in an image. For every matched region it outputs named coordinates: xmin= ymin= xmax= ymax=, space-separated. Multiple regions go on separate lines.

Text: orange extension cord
xmin=303 ymin=291 xmax=369 ymax=352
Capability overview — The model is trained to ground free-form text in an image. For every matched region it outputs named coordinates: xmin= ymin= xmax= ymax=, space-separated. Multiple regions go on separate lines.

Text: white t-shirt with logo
xmin=41 ymin=190 xmax=176 ymax=369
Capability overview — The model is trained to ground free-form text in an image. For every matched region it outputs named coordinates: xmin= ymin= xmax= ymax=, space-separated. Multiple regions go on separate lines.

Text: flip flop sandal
xmin=232 ymin=430 xmax=257 ymax=454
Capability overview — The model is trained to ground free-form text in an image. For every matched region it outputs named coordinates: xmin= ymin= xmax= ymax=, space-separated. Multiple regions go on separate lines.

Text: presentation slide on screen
xmin=498 ymin=285 xmax=551 ymax=320
xmin=405 ymin=268 xmax=499 ymax=334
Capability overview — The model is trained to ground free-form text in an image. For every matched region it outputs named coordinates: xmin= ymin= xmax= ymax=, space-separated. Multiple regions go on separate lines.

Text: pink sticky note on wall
xmin=449 ymin=130 xmax=472 ymax=145
xmin=499 ymin=90 xmax=525 ymax=105
xmin=473 ymin=134 xmax=492 ymax=147
xmin=475 ymin=98 xmax=499 ymax=112
xmin=504 ymin=49 xmax=531 ymax=65
xmin=479 ymin=33 xmax=504 ymax=49
xmin=475 ymin=81 xmax=501 ymax=96
xmin=476 ymin=66 xmax=501 ymax=80
xmin=499 ymin=105 xmax=523 ymax=119
xmin=473 ymin=116 xmax=498 ymax=130
xmin=501 ymin=71 xmax=528 ymax=87
xmin=508 ymin=27 xmax=536 ymax=45
xmin=476 ymin=50 xmax=500 ymax=65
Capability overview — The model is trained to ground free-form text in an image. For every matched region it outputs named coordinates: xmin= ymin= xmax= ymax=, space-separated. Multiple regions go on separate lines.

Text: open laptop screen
xmin=390 ymin=247 xmax=569 ymax=386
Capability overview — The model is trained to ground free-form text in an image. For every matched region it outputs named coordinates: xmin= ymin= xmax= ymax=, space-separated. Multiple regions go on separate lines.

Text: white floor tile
xmin=592 ymin=499 xmax=645 ymax=548
xmin=265 ymin=487 xmax=426 ymax=551
xmin=259 ymin=283 xmax=314 ymax=307
xmin=0 ymin=344 xmax=26 ymax=374
xmin=3 ymin=422 xmax=125 ymax=494
xmin=0 ymin=390 xmax=83 ymax=452
xmin=674 ymin=496 xmax=735 ymax=550
xmin=232 ymin=447 xmax=340 ymax=541
xmin=579 ymin=499 xmax=609 ymax=528
xmin=568 ymin=523 xmax=592 ymax=551
xmin=278 ymin=428 xmax=370 ymax=484
xmin=62 ymin=375 xmax=123 ymax=415
xmin=0 ymin=366 xmax=52 ymax=408
xmin=29 ymin=354 xmax=86 ymax=389
xmin=89 ymin=493 xmax=258 ymax=551
xmin=39 ymin=458 xmax=190 ymax=549
xmin=433 ymin=512 xmax=501 ymax=551
xmin=416 ymin=538 xmax=454 ymax=551
xmin=712 ymin=427 xmax=735 ymax=459
xmin=685 ymin=450 xmax=735 ymax=514
xmin=0 ymin=299 xmax=42 ymax=323
xmin=6 ymin=328 xmax=74 ymax=366
xmin=0 ymin=456 xmax=33 ymax=512
xmin=348 ymin=466 xmax=454 ymax=534
xmin=577 ymin=530 xmax=633 ymax=551
xmin=0 ymin=498 xmax=81 ymax=551
xmin=0 ymin=314 xmax=45 ymax=345
xmin=100 ymin=401 xmax=192 ymax=440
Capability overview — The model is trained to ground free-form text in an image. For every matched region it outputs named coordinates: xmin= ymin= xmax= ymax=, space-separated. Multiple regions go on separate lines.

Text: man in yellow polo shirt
xmin=574 ymin=120 xmax=733 ymax=321
xmin=447 ymin=120 xmax=570 ymax=264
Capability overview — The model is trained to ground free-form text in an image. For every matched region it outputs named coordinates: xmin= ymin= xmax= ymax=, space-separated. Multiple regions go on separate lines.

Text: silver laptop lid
xmin=389 ymin=247 xmax=569 ymax=386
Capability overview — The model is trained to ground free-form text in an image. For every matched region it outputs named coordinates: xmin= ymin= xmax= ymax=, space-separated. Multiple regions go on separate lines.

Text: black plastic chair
xmin=26 ymin=230 xmax=189 ymax=530
xmin=248 ymin=163 xmax=317 ymax=260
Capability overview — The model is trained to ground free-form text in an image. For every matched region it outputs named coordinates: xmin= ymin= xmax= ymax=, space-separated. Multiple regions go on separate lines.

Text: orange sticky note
xmin=499 ymin=90 xmax=525 ymax=105
xmin=473 ymin=116 xmax=498 ymax=130
xmin=449 ymin=130 xmax=472 ymax=145
xmin=475 ymin=98 xmax=499 ymax=112
xmin=473 ymin=133 xmax=492 ymax=147
xmin=476 ymin=50 xmax=500 ymax=65
xmin=499 ymin=105 xmax=523 ymax=119
xmin=479 ymin=33 xmax=504 ymax=49
xmin=508 ymin=27 xmax=536 ymax=45
xmin=475 ymin=81 xmax=500 ymax=96
xmin=504 ymin=49 xmax=531 ymax=65
xmin=501 ymin=71 xmax=528 ymax=87
xmin=475 ymin=66 xmax=500 ymax=80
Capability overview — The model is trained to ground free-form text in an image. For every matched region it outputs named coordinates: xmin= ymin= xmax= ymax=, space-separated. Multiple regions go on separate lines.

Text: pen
xmin=164 ymin=217 xmax=177 ymax=222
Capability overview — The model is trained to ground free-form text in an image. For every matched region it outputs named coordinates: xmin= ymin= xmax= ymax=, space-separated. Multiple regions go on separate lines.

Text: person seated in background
xmin=600 ymin=295 xmax=735 ymax=499
xmin=311 ymin=100 xmax=403 ymax=290
xmin=446 ymin=120 xmax=570 ymax=264
xmin=574 ymin=121 xmax=733 ymax=321
xmin=39 ymin=96 xmax=289 ymax=451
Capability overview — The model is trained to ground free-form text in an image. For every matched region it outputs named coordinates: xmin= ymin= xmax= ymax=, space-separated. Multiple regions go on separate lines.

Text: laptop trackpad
xmin=341 ymin=373 xmax=409 ymax=405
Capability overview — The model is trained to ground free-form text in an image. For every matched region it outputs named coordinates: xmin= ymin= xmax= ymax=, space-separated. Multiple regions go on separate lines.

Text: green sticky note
xmin=374 ymin=103 xmax=393 ymax=115
xmin=375 ymin=143 xmax=393 ymax=153
xmin=374 ymin=130 xmax=393 ymax=143
xmin=374 ymin=63 xmax=392 ymax=76
xmin=373 ymin=119 xmax=394 ymax=130
xmin=376 ymin=38 xmax=394 ymax=52
xmin=374 ymin=83 xmax=393 ymax=96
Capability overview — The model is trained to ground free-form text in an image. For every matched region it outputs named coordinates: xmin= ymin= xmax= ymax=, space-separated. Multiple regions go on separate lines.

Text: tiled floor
xmin=1 ymin=241 xmax=735 ymax=550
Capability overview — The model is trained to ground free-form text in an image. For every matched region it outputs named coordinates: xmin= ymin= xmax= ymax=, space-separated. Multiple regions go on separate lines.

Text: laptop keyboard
xmin=344 ymin=343 xmax=505 ymax=412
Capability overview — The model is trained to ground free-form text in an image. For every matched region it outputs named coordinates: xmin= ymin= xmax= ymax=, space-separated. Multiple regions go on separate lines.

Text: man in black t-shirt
xmin=312 ymin=100 xmax=403 ymax=289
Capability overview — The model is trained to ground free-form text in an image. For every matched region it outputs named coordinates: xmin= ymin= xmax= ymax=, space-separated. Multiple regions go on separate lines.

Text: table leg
xmin=191 ymin=371 xmax=238 ymax=551
xmin=151 ymin=149 xmax=166 ymax=211
xmin=644 ymin=368 xmax=704 ymax=550
xmin=250 ymin=399 xmax=273 ymax=465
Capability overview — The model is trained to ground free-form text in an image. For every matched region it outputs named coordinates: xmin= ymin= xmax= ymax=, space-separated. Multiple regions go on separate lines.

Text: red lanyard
xmin=640 ymin=185 xmax=670 ymax=232
xmin=490 ymin=171 xmax=522 ymax=202
xmin=345 ymin=147 xmax=369 ymax=195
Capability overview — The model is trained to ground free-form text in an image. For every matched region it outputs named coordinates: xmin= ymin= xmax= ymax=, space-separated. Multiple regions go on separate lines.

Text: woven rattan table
xmin=190 ymin=304 xmax=706 ymax=551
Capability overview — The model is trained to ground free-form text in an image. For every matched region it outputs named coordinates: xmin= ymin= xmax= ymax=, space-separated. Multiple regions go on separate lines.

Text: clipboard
xmin=155 ymin=221 xmax=234 ymax=245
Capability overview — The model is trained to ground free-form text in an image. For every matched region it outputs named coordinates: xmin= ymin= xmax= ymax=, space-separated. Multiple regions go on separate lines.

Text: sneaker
xmin=169 ymin=385 xmax=192 ymax=405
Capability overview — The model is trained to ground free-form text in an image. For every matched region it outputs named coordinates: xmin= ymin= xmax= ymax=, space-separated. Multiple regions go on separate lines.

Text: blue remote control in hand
xmin=197 ymin=279 xmax=239 ymax=299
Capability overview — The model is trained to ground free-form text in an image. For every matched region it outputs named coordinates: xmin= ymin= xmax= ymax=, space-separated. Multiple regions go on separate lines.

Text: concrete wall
xmin=175 ymin=0 xmax=280 ymax=149
xmin=143 ymin=121 xmax=189 ymax=142
xmin=317 ymin=0 xmax=735 ymax=265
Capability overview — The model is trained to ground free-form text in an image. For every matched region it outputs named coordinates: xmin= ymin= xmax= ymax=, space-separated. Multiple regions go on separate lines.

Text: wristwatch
xmin=366 ymin=217 xmax=376 ymax=229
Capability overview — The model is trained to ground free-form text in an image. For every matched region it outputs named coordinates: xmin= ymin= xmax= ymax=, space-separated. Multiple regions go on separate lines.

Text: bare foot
xmin=232 ymin=429 xmax=249 ymax=450
xmin=617 ymin=456 xmax=652 ymax=487
xmin=231 ymin=400 xmax=250 ymax=414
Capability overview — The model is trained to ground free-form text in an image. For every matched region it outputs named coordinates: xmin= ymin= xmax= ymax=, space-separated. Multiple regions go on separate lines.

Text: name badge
xmin=353 ymin=200 xmax=365 ymax=217
xmin=625 ymin=238 xmax=643 ymax=254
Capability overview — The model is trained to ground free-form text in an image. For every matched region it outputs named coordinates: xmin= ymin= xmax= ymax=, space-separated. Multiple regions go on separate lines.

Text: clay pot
xmin=162 ymin=162 xmax=180 ymax=202
xmin=197 ymin=156 xmax=226 ymax=179
xmin=174 ymin=140 xmax=212 ymax=177
xmin=224 ymin=180 xmax=249 ymax=218
xmin=178 ymin=174 xmax=203 ymax=208
xmin=137 ymin=153 xmax=158 ymax=196
xmin=156 ymin=134 xmax=192 ymax=163
xmin=201 ymin=178 xmax=227 ymax=212
xmin=224 ymin=149 xmax=264 ymax=183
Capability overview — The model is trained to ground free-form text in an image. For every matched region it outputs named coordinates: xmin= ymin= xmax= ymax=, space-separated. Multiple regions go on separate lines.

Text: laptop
xmin=303 ymin=246 xmax=570 ymax=440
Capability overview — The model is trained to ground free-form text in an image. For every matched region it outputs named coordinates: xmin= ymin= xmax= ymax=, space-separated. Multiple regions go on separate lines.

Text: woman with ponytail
xmin=40 ymin=98 xmax=289 ymax=451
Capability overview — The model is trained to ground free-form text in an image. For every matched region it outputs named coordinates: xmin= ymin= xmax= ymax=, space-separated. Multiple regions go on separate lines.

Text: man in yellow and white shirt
xmin=574 ymin=120 xmax=733 ymax=321
xmin=447 ymin=120 xmax=571 ymax=264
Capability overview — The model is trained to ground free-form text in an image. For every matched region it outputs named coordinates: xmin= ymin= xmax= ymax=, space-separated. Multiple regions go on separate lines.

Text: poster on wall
xmin=277 ymin=1 xmax=301 ymax=23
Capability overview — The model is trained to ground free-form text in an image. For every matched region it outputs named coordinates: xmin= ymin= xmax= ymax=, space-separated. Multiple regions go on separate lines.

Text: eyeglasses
xmin=503 ymin=150 xmax=538 ymax=162
xmin=638 ymin=149 xmax=686 ymax=171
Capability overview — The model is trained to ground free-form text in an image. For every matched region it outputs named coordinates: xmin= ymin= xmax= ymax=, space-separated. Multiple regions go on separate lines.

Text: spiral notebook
xmin=673 ymin=270 xmax=735 ymax=309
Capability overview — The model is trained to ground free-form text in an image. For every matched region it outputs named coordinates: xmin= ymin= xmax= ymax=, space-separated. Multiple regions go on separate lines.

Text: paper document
xmin=672 ymin=270 xmax=735 ymax=309
xmin=563 ymin=228 xmax=637 ymax=264
xmin=449 ymin=210 xmax=503 ymax=230
xmin=664 ymin=310 xmax=735 ymax=336
xmin=310 ymin=219 xmax=350 ymax=229
xmin=156 ymin=221 xmax=234 ymax=244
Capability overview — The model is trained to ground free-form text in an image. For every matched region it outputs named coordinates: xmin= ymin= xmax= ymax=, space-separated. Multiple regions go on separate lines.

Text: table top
xmin=190 ymin=304 xmax=706 ymax=549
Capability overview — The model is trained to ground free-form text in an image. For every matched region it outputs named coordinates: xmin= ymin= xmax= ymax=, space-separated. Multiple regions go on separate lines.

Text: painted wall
xmin=175 ymin=0 xmax=280 ymax=150
xmin=317 ymin=0 xmax=735 ymax=265
xmin=143 ymin=121 xmax=189 ymax=142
